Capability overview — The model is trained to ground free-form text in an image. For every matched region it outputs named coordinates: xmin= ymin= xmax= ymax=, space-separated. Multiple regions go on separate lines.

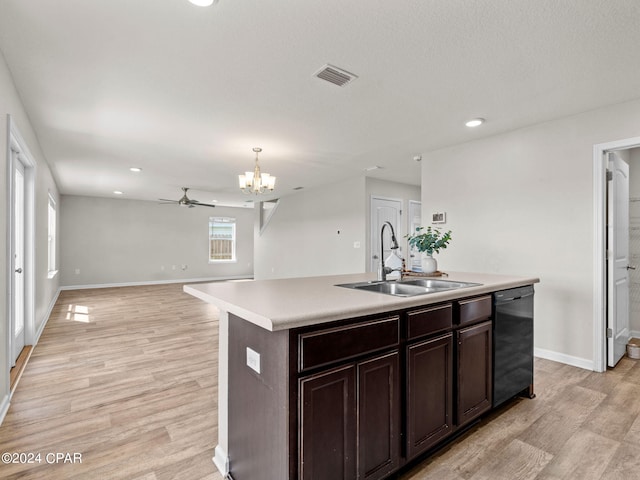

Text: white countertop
xmin=184 ymin=272 xmax=540 ymax=331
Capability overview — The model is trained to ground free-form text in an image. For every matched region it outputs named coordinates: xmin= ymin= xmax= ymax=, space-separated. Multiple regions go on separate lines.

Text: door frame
xmin=6 ymin=115 xmax=36 ymax=371
xmin=593 ymin=136 xmax=640 ymax=372
xmin=369 ymin=195 xmax=403 ymax=273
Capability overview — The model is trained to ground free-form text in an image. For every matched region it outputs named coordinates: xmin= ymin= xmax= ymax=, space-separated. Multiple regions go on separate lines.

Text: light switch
xmin=246 ymin=347 xmax=261 ymax=374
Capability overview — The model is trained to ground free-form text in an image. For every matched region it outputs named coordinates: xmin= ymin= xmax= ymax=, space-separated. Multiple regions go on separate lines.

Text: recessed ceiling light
xmin=113 ymin=190 xmax=123 ymax=195
xmin=188 ymin=0 xmax=217 ymax=6
xmin=129 ymin=167 xmax=142 ymax=172
xmin=465 ymin=118 xmax=485 ymax=127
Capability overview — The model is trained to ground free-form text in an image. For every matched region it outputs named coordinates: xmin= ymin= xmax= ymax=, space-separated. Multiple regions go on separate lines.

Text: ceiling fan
xmin=159 ymin=187 xmax=216 ymax=208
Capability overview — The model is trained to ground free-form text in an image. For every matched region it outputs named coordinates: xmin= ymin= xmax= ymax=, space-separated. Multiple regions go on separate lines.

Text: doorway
xmin=6 ymin=116 xmax=35 ymax=380
xmin=594 ymin=136 xmax=640 ymax=372
xmin=370 ymin=196 xmax=402 ymax=273
xmin=12 ymin=157 xmax=26 ymax=365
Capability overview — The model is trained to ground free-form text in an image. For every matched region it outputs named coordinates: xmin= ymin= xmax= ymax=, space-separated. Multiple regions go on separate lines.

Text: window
xmin=47 ymin=193 xmax=57 ymax=277
xmin=209 ymin=217 xmax=236 ymax=262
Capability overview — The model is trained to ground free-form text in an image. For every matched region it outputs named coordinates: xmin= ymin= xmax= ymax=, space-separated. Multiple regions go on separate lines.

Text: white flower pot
xmin=422 ymin=254 xmax=437 ymax=274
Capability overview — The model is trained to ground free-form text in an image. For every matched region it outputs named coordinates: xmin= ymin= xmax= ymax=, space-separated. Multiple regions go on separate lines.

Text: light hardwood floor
xmin=0 ymin=284 xmax=223 ymax=480
xmin=1 ymin=283 xmax=639 ymax=480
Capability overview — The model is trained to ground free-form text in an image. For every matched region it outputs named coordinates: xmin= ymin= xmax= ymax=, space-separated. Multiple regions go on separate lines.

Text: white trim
xmin=593 ymin=136 xmax=640 ymax=372
xmin=35 ymin=288 xmax=61 ymax=345
xmin=6 ymin=115 xmax=37 ymax=370
xmin=534 ymin=348 xmax=594 ymax=371
xmin=259 ymin=198 xmax=280 ymax=236
xmin=0 ymin=394 xmax=9 ymax=426
xmin=213 ymin=445 xmax=230 ymax=476
xmin=59 ymin=275 xmax=254 ymax=291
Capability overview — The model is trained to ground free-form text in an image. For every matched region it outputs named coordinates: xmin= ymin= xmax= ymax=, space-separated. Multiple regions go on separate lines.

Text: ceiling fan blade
xmin=191 ymin=201 xmax=217 ymax=208
xmin=158 ymin=198 xmax=179 ymax=203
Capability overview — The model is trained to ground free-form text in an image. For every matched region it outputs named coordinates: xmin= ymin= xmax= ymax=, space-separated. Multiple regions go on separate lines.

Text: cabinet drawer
xmin=457 ymin=295 xmax=492 ymax=326
xmin=298 ymin=316 xmax=400 ymax=372
xmin=407 ymin=304 xmax=452 ymax=340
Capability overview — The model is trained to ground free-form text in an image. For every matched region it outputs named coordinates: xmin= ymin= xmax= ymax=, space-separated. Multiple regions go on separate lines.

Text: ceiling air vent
xmin=314 ymin=64 xmax=358 ymax=87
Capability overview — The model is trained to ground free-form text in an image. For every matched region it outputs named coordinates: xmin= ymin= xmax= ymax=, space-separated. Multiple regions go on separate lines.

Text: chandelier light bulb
xmin=238 ymin=147 xmax=276 ymax=194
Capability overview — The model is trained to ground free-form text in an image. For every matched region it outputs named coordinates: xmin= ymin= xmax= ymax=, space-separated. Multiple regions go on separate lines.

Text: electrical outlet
xmin=246 ymin=347 xmax=261 ymax=374
xmin=75 ymin=268 xmax=80 ymax=275
xmin=353 ymin=241 xmax=361 ymax=249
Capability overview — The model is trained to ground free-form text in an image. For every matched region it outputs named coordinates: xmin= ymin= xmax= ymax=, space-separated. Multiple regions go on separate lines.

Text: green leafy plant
xmin=406 ymin=226 xmax=452 ymax=256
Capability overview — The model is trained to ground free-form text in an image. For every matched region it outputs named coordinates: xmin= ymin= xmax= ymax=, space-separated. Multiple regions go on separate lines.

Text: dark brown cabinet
xmin=456 ymin=320 xmax=492 ymax=426
xmin=226 ymin=288 xmax=534 ymax=480
xmin=299 ymin=351 xmax=401 ymax=480
xmin=357 ymin=351 xmax=401 ymax=480
xmin=299 ymin=364 xmax=357 ymax=480
xmin=406 ymin=333 xmax=453 ymax=459
xmin=297 ymin=316 xmax=401 ymax=480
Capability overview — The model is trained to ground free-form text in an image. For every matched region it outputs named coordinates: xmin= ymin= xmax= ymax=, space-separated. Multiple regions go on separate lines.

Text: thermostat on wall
xmin=432 ymin=212 xmax=446 ymax=224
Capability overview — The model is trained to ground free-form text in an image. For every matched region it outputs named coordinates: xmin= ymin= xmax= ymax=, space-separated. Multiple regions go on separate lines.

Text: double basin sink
xmin=336 ymin=278 xmax=481 ymax=297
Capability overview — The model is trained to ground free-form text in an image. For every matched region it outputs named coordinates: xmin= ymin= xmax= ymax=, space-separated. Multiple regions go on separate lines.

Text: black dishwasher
xmin=492 ymin=285 xmax=535 ymax=408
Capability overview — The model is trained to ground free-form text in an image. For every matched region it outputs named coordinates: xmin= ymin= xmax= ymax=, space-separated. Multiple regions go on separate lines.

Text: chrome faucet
xmin=379 ymin=221 xmax=401 ymax=281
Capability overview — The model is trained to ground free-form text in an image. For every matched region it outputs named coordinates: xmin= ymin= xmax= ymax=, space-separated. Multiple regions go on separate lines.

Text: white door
xmin=607 ymin=151 xmax=630 ymax=367
xmin=370 ymin=197 xmax=402 ymax=272
xmin=12 ymin=157 xmax=26 ymax=366
xmin=407 ymin=201 xmax=422 ymax=271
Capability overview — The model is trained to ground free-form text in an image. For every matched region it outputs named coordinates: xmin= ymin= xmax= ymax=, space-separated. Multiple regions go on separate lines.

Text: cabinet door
xmin=406 ymin=333 xmax=453 ymax=459
xmin=357 ymin=351 xmax=400 ymax=480
xmin=299 ymin=364 xmax=357 ymax=480
xmin=456 ymin=320 xmax=492 ymax=426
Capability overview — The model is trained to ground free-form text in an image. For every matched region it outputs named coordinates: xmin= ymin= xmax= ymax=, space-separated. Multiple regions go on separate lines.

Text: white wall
xmin=60 ymin=195 xmax=254 ymax=287
xmin=254 ymin=177 xmax=367 ymax=280
xmin=0 ymin=50 xmax=60 ymax=418
xmin=421 ymin=98 xmax=640 ymax=369
xmin=254 ymin=176 xmax=420 ymax=280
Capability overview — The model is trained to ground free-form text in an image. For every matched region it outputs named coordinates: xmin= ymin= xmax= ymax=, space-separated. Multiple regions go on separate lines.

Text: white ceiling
xmin=1 ymin=0 xmax=640 ymax=207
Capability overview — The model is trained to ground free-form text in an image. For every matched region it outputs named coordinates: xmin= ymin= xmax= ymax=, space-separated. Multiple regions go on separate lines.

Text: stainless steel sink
xmin=335 ymin=279 xmax=481 ymax=297
xmin=400 ymin=279 xmax=481 ymax=290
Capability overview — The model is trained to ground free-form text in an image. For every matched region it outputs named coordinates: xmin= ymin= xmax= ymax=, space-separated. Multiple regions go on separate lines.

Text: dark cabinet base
xmin=226 ymin=289 xmax=534 ymax=480
xmin=406 ymin=333 xmax=453 ymax=459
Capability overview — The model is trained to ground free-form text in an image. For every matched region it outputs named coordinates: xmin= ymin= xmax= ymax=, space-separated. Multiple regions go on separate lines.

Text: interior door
xmin=12 ymin=156 xmax=26 ymax=366
xmin=370 ymin=197 xmax=402 ymax=273
xmin=407 ymin=201 xmax=422 ymax=271
xmin=607 ymin=151 xmax=630 ymax=367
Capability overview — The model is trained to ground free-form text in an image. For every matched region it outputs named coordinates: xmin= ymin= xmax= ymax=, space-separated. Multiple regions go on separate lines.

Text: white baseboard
xmin=630 ymin=330 xmax=640 ymax=340
xmin=35 ymin=287 xmax=61 ymax=345
xmin=0 ymin=394 xmax=9 ymax=426
xmin=534 ymin=347 xmax=594 ymax=371
xmin=213 ymin=444 xmax=230 ymax=477
xmin=60 ymin=275 xmax=254 ymax=291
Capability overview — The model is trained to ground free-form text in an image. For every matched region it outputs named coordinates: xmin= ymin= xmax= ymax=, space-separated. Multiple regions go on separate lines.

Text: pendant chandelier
xmin=238 ymin=147 xmax=276 ymax=194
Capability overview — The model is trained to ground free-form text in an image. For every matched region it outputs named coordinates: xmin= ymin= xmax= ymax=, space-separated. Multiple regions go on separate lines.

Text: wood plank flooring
xmin=400 ymin=356 xmax=640 ymax=480
xmin=10 ymin=346 xmax=33 ymax=393
xmin=1 ymin=283 xmax=640 ymax=479
xmin=0 ymin=284 xmax=223 ymax=480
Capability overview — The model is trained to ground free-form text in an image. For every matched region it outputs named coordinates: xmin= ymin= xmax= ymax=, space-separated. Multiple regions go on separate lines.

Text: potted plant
xmin=406 ymin=226 xmax=452 ymax=274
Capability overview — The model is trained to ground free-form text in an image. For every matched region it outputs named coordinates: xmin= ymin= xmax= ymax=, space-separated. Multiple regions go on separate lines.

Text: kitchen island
xmin=185 ymin=271 xmax=539 ymax=480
